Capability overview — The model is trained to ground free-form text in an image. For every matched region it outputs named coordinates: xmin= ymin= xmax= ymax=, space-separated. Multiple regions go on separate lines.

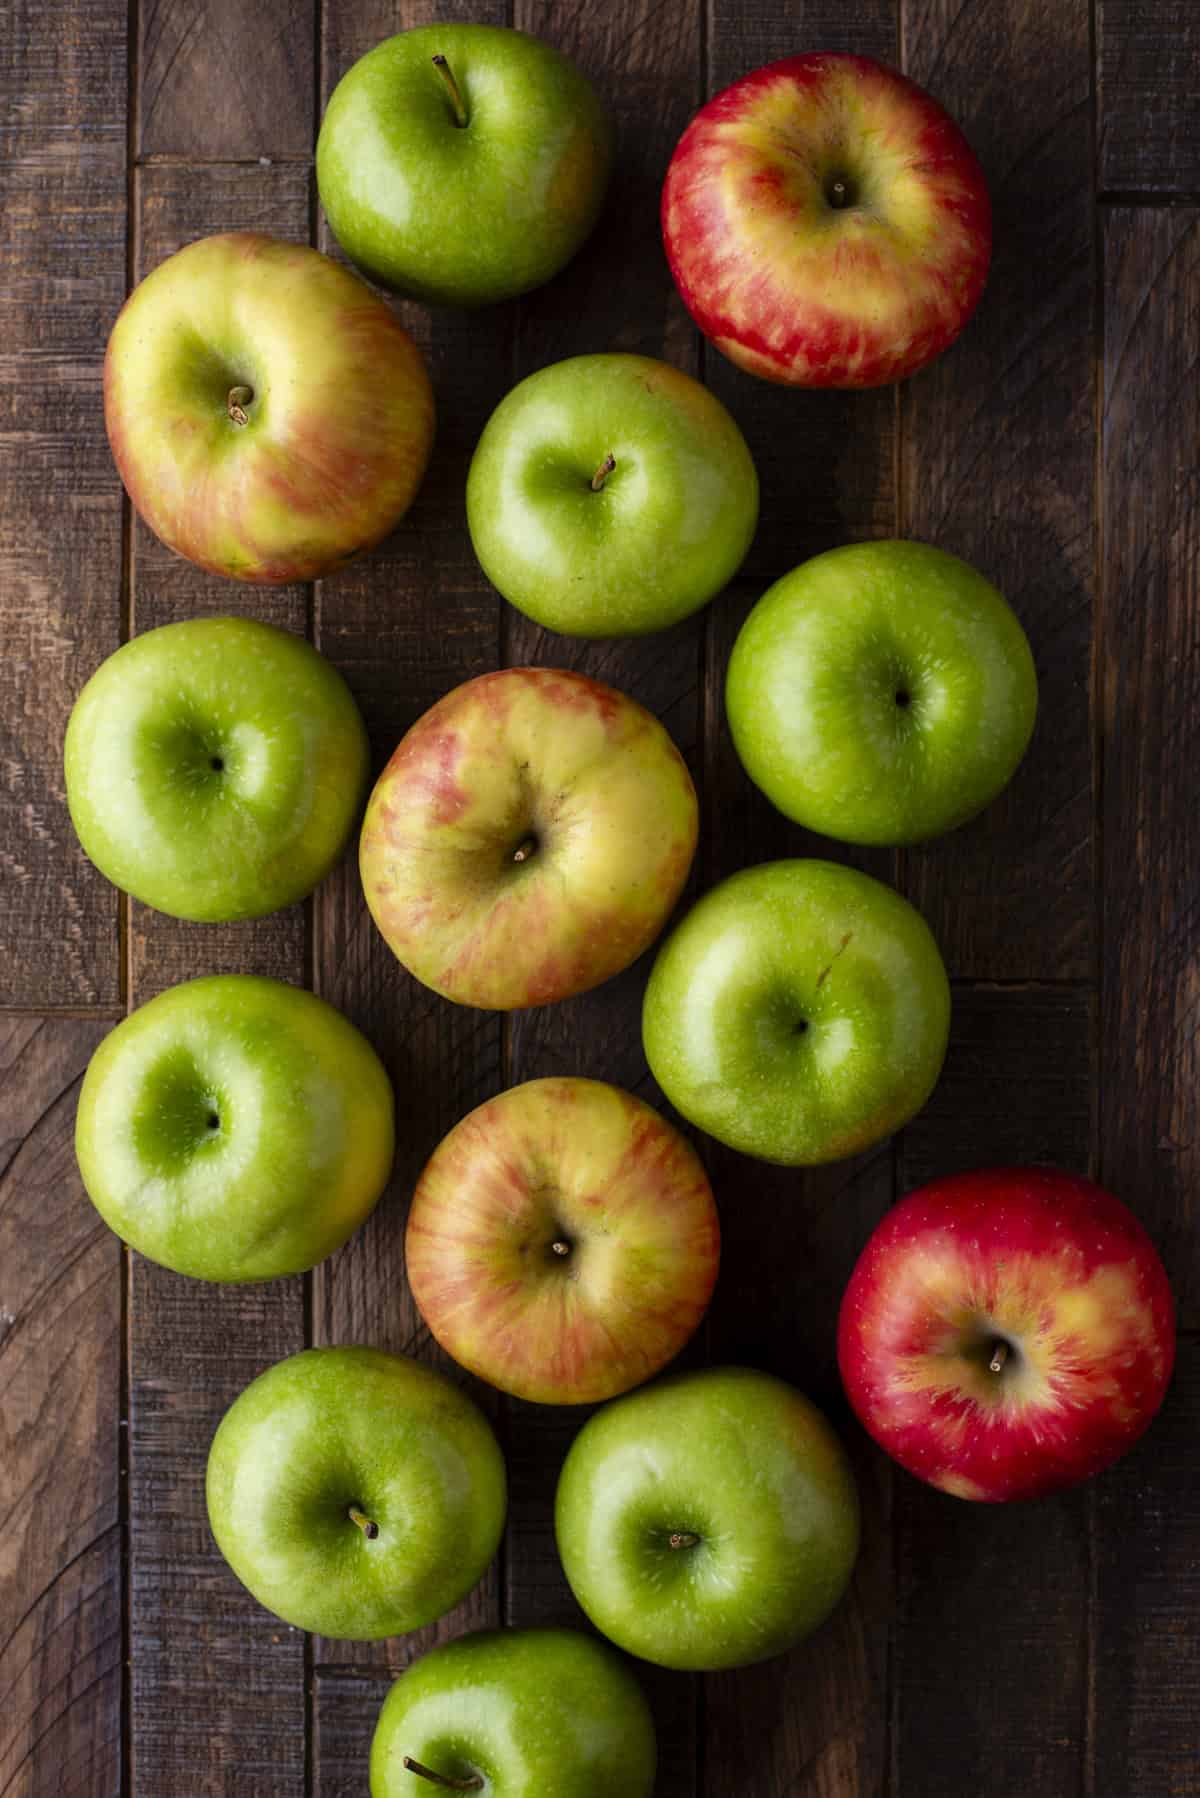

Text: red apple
xmin=406 ymin=1077 xmax=719 ymax=1404
xmin=661 ymin=52 xmax=991 ymax=388
xmin=837 ymin=1167 xmax=1175 ymax=1501
xmin=105 ymin=232 xmax=435 ymax=582
xmin=359 ymin=668 xmax=698 ymax=1010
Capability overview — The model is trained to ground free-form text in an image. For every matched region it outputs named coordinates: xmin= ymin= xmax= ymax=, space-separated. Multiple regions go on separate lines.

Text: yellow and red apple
xmin=837 ymin=1167 xmax=1175 ymax=1501
xmin=105 ymin=232 xmax=434 ymax=582
xmin=662 ymin=52 xmax=991 ymax=388
xmin=406 ymin=1077 xmax=720 ymax=1404
xmin=359 ymin=668 xmax=698 ymax=1010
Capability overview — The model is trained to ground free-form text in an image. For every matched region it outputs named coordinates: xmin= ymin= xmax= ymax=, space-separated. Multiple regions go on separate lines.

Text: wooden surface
xmin=1 ymin=2 xmax=1198 ymax=1794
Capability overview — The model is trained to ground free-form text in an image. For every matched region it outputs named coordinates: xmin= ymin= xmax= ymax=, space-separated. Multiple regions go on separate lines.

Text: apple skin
xmin=837 ymin=1167 xmax=1176 ymax=1502
xmin=662 ymin=52 xmax=991 ymax=388
xmin=360 ymin=668 xmax=698 ymax=1010
xmin=369 ymin=1628 xmax=656 ymax=1796
xmin=317 ymin=25 xmax=612 ymax=307
xmin=466 ymin=353 xmax=758 ymax=636
xmin=75 ymin=975 xmax=394 ymax=1282
xmin=104 ymin=232 xmax=434 ymax=582
xmin=642 ymin=858 xmax=950 ymax=1165
xmin=206 ymin=1346 xmax=506 ymax=1639
xmin=725 ymin=541 xmax=1038 ymax=845
xmin=65 ymin=617 xmax=370 ymax=922
xmin=554 ymin=1366 xmax=860 ymax=1671
xmin=406 ymin=1077 xmax=719 ymax=1405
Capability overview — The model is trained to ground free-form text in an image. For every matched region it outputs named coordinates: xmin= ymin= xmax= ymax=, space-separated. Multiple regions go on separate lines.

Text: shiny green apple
xmin=65 ymin=617 xmax=369 ymax=922
xmin=75 ymin=974 xmax=394 ymax=1281
xmin=369 ymin=1628 xmax=655 ymax=1796
xmin=642 ymin=858 xmax=950 ymax=1165
xmin=554 ymin=1366 xmax=860 ymax=1671
xmin=207 ymin=1347 xmax=506 ymax=1640
xmin=317 ymin=25 xmax=612 ymax=306
xmin=466 ymin=354 xmax=758 ymax=636
xmin=726 ymin=540 xmax=1037 ymax=844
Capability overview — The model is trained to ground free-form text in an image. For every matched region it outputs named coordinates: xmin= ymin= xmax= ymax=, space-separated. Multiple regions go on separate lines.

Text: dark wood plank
xmin=1098 ymin=1 xmax=1200 ymax=195
xmin=899 ymin=0 xmax=1094 ymax=980
xmin=0 ymin=1018 xmax=121 ymax=1798
xmin=0 ymin=0 xmax=126 ymax=1007
xmin=1089 ymin=1338 xmax=1200 ymax=1798
xmin=891 ymin=988 xmax=1093 ymax=1798
xmin=309 ymin=0 xmax=509 ymax=1684
xmin=127 ymin=164 xmax=309 ymax=1798
xmin=1100 ymin=205 xmax=1200 ymax=1329
xmin=129 ymin=162 xmax=313 ymax=1003
xmin=139 ymin=0 xmax=315 ymax=160
xmin=496 ymin=3 xmax=704 ymax=1789
xmin=313 ymin=1671 xmax=393 ymax=1798
xmin=699 ymin=5 xmax=900 ymax=1795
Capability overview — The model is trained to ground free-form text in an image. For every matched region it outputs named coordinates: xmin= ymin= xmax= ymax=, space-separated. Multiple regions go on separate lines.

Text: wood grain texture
xmin=1089 ymin=1340 xmax=1200 ymax=1798
xmin=699 ymin=5 xmax=900 ymax=1794
xmin=129 ymin=162 xmax=312 ymax=1003
xmin=1097 ymin=1 xmax=1200 ymax=195
xmin=313 ymin=1671 xmax=393 ymax=1797
xmin=0 ymin=1018 xmax=120 ymax=1798
xmin=0 ymin=0 xmax=125 ymax=1007
xmin=892 ymin=988 xmax=1092 ymax=1797
xmin=139 ymin=0 xmax=315 ymax=159
xmin=126 ymin=164 xmax=310 ymax=1795
xmin=899 ymin=0 xmax=1094 ymax=980
xmin=1100 ymin=205 xmax=1200 ymax=1329
xmin=309 ymin=0 xmax=509 ymax=1684
xmin=497 ymin=5 xmax=704 ymax=1791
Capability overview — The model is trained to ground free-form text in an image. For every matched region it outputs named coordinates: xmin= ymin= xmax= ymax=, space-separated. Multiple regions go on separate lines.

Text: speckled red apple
xmin=406 ymin=1077 xmax=720 ymax=1404
xmin=359 ymin=668 xmax=698 ymax=1010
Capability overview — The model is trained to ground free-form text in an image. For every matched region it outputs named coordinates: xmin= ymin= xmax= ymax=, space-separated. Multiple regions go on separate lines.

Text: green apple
xmin=75 ymin=975 xmax=394 ymax=1281
xmin=466 ymin=354 xmax=758 ymax=636
xmin=642 ymin=859 xmax=950 ymax=1165
xmin=554 ymin=1366 xmax=860 ymax=1671
xmin=207 ymin=1347 xmax=506 ymax=1639
xmin=105 ymin=232 xmax=434 ymax=582
xmin=726 ymin=540 xmax=1038 ymax=844
xmin=65 ymin=617 xmax=369 ymax=922
xmin=317 ymin=25 xmax=612 ymax=307
xmin=360 ymin=667 xmax=697 ymax=1010
xmin=369 ymin=1628 xmax=656 ymax=1795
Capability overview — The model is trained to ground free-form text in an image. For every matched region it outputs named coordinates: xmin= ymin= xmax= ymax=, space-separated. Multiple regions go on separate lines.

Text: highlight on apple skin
xmin=406 ymin=1076 xmax=720 ymax=1405
xmin=837 ymin=1166 xmax=1176 ymax=1502
xmin=104 ymin=232 xmax=435 ymax=582
xmin=359 ymin=666 xmax=699 ymax=1011
xmin=662 ymin=51 xmax=992 ymax=388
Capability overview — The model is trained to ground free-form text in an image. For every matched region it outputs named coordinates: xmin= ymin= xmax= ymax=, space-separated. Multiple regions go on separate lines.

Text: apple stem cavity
xmin=668 ymin=1531 xmax=700 ymax=1550
xmin=348 ymin=1505 xmax=380 ymax=1540
xmin=826 ymin=176 xmax=855 ymax=209
xmin=402 ymin=1757 xmax=484 ymax=1791
xmin=431 ymin=55 xmax=469 ymax=128
xmin=590 ymin=451 xmax=617 ymax=492
xmin=227 ymin=385 xmax=253 ymax=426
xmin=988 ymin=1340 xmax=1010 ymax=1375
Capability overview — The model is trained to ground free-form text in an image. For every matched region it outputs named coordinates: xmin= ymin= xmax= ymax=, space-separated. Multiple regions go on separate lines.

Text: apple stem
xmin=348 ymin=1506 xmax=380 ymax=1540
xmin=512 ymin=838 xmax=537 ymax=864
xmin=668 ymin=1531 xmax=700 ymax=1549
xmin=402 ymin=1757 xmax=484 ymax=1791
xmin=590 ymin=452 xmax=616 ymax=491
xmin=227 ymin=385 xmax=253 ymax=426
xmin=551 ymin=1240 xmax=571 ymax=1257
xmin=431 ymin=55 xmax=469 ymax=128
xmin=988 ymin=1341 xmax=1010 ymax=1374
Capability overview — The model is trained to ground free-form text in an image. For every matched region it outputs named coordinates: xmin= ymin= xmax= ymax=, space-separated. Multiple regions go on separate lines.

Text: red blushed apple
xmin=406 ymin=1077 xmax=719 ymax=1404
xmin=837 ymin=1168 xmax=1175 ymax=1501
xmin=662 ymin=52 xmax=991 ymax=388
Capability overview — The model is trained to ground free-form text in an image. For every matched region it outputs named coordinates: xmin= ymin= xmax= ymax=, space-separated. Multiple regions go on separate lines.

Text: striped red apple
xmin=406 ymin=1077 xmax=719 ymax=1404
xmin=662 ymin=52 xmax=991 ymax=388
xmin=837 ymin=1167 xmax=1175 ymax=1501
